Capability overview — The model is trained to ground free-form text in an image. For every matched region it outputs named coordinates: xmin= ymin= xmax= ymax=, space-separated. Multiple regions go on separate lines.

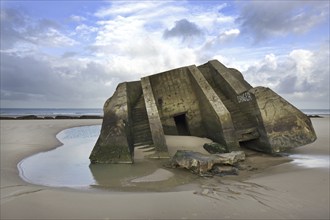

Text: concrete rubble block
xmin=203 ymin=142 xmax=228 ymax=154
xmin=170 ymin=150 xmax=245 ymax=175
xmin=211 ymin=165 xmax=239 ymax=176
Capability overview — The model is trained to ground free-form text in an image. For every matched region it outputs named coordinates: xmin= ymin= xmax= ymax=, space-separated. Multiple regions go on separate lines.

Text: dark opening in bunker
xmin=174 ymin=114 xmax=190 ymax=136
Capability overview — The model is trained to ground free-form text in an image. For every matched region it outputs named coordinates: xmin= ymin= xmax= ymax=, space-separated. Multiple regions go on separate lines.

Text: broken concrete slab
xmin=211 ymin=165 xmax=239 ymax=176
xmin=203 ymin=142 xmax=228 ymax=154
xmin=170 ymin=150 xmax=245 ymax=175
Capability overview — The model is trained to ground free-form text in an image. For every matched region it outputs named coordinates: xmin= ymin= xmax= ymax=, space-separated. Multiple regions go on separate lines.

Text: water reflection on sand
xmin=18 ymin=125 xmax=197 ymax=191
xmin=18 ymin=125 xmax=329 ymax=191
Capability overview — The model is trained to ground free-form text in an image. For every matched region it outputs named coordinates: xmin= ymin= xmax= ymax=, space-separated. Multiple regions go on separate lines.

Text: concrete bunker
xmin=89 ymin=60 xmax=317 ymax=164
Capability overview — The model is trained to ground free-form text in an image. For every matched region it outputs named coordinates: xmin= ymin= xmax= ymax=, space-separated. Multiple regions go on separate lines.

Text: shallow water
xmin=18 ymin=125 xmax=198 ymax=191
xmin=18 ymin=126 xmax=100 ymax=189
xmin=18 ymin=125 xmax=329 ymax=191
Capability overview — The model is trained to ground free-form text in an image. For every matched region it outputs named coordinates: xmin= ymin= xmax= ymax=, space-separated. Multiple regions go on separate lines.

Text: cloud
xmin=201 ymin=28 xmax=240 ymax=52
xmin=0 ymin=8 xmax=28 ymax=49
xmin=237 ymin=1 xmax=329 ymax=42
xmin=0 ymin=52 xmax=117 ymax=107
xmin=95 ymin=1 xmax=164 ymax=18
xmin=91 ymin=4 xmax=203 ymax=73
xmin=74 ymin=24 xmax=98 ymax=41
xmin=243 ymin=42 xmax=329 ymax=108
xmin=0 ymin=8 xmax=77 ymax=51
xmin=34 ymin=28 xmax=78 ymax=47
xmin=90 ymin=1 xmax=236 ymax=73
xmin=163 ymin=19 xmax=203 ymax=40
xmin=75 ymin=24 xmax=98 ymax=33
xmin=61 ymin=51 xmax=77 ymax=58
xmin=94 ymin=1 xmax=190 ymax=21
xmin=219 ymin=29 xmax=240 ymax=41
xmin=70 ymin=15 xmax=86 ymax=22
xmin=1 ymin=2 xmax=328 ymax=109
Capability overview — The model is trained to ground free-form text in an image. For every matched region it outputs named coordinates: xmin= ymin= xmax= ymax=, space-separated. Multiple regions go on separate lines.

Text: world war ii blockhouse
xmin=90 ymin=60 xmax=316 ymax=164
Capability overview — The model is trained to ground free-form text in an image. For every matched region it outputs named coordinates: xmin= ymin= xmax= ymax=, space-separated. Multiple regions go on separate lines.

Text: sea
xmin=0 ymin=108 xmax=103 ymax=117
xmin=300 ymin=109 xmax=330 ymax=116
xmin=0 ymin=108 xmax=329 ymax=117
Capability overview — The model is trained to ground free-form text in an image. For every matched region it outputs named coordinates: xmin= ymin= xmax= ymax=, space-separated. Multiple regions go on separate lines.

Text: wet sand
xmin=1 ymin=118 xmax=329 ymax=219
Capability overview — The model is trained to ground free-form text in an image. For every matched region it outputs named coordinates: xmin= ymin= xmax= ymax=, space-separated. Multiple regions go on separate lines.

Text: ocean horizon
xmin=0 ymin=108 xmax=103 ymax=117
xmin=0 ymin=108 xmax=329 ymax=117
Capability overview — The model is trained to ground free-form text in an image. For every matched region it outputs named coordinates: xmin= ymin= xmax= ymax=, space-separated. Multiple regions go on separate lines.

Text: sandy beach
xmin=1 ymin=118 xmax=329 ymax=219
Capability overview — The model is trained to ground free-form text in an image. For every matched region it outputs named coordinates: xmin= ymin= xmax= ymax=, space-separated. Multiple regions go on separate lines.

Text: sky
xmin=0 ymin=0 xmax=329 ymax=109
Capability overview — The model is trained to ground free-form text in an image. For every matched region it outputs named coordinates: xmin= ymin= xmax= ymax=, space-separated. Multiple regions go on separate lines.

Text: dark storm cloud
xmin=163 ymin=19 xmax=203 ymax=40
xmin=0 ymin=53 xmax=72 ymax=101
xmin=276 ymin=75 xmax=314 ymax=94
xmin=236 ymin=1 xmax=329 ymax=42
xmin=0 ymin=52 xmax=116 ymax=107
xmin=276 ymin=75 xmax=299 ymax=94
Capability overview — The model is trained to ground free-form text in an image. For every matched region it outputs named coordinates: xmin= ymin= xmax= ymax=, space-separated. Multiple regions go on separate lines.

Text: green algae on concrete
xmin=89 ymin=82 xmax=133 ymax=164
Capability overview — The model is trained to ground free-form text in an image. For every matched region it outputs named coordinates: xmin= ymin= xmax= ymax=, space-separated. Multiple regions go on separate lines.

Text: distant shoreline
xmin=0 ymin=115 xmax=103 ymax=120
xmin=0 ymin=114 xmax=324 ymax=120
xmin=307 ymin=114 xmax=324 ymax=118
xmin=1 ymin=108 xmax=328 ymax=120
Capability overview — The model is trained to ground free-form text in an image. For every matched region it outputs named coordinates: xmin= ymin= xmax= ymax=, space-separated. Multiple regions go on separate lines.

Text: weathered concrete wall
xmin=228 ymin=68 xmax=253 ymax=91
xmin=207 ymin=60 xmax=249 ymax=101
xmin=89 ymin=82 xmax=133 ymax=163
xmin=148 ymin=67 xmax=204 ymax=137
xmin=232 ymin=72 xmax=259 ymax=131
xmin=199 ymin=61 xmax=259 ymax=139
xmin=228 ymin=68 xmax=256 ymax=121
xmin=188 ymin=65 xmax=240 ymax=151
xmin=199 ymin=61 xmax=252 ymax=105
xmin=235 ymin=90 xmax=260 ymax=131
xmin=248 ymin=87 xmax=317 ymax=153
xmin=141 ymin=77 xmax=169 ymax=158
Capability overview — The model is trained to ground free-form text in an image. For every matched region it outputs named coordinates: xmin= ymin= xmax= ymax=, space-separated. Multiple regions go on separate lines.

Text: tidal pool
xmin=18 ymin=125 xmax=198 ymax=191
xmin=18 ymin=125 xmax=328 ymax=192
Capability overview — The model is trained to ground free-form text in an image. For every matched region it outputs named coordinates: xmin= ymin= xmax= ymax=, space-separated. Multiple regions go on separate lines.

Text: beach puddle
xmin=17 ymin=125 xmax=197 ymax=192
xmin=18 ymin=125 xmax=327 ymax=192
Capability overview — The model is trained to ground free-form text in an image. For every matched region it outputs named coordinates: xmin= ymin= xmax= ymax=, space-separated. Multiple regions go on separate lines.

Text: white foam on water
xmin=289 ymin=154 xmax=330 ymax=169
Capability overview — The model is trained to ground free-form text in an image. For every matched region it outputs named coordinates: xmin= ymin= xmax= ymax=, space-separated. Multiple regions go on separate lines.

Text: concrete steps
xmin=131 ymin=95 xmax=153 ymax=147
xmin=134 ymin=145 xmax=156 ymax=159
